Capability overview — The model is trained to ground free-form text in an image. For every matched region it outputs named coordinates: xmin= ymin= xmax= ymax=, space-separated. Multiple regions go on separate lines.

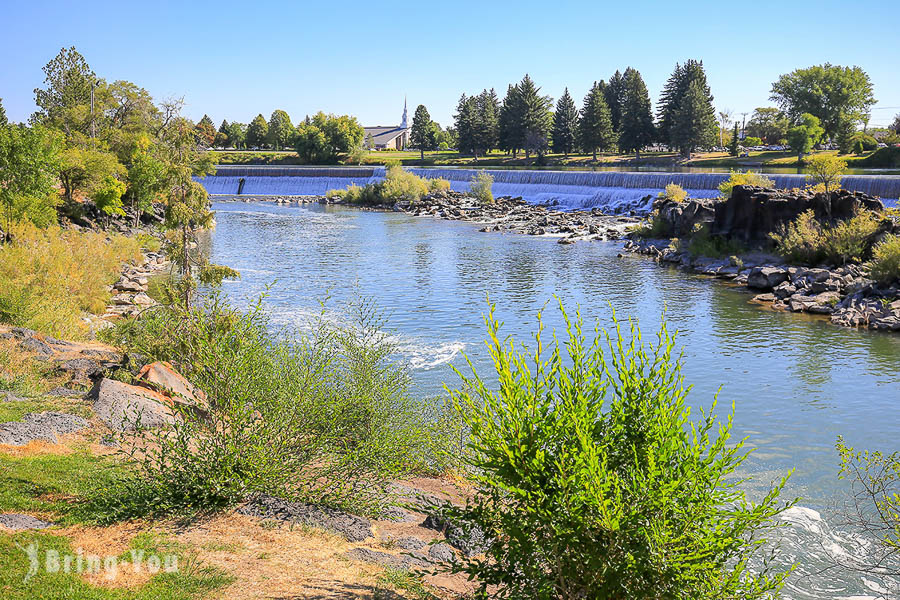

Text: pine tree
xmin=618 ymin=68 xmax=655 ymax=159
xmin=729 ymin=122 xmax=740 ymax=156
xmin=267 ymin=110 xmax=293 ymax=150
xmin=475 ymin=89 xmax=500 ymax=155
xmin=552 ymin=88 xmax=579 ymax=157
xmin=515 ymin=74 xmax=553 ymax=158
xmin=411 ymin=104 xmax=434 ymax=159
xmin=605 ymin=70 xmax=626 ymax=133
xmin=671 ymin=80 xmax=718 ymax=155
xmin=195 ymin=114 xmax=216 ymax=147
xmin=657 ymin=60 xmax=716 ymax=156
xmin=499 ymin=85 xmax=522 ymax=156
xmin=455 ymin=94 xmax=480 ymax=159
xmin=246 ymin=114 xmax=269 ymax=149
xmin=579 ymin=82 xmax=616 ymax=161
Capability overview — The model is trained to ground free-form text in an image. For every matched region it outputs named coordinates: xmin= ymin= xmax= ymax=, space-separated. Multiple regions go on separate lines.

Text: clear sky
xmin=2 ymin=0 xmax=899 ymax=129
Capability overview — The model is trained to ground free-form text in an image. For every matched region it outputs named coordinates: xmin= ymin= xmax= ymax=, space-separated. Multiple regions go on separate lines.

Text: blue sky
xmin=3 ymin=0 xmax=899 ymax=129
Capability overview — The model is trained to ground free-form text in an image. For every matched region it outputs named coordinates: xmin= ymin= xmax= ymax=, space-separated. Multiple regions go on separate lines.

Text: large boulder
xmin=93 ymin=378 xmax=177 ymax=431
xmin=653 ymin=198 xmax=717 ymax=237
xmin=135 ymin=361 xmax=208 ymax=413
xmin=712 ymin=186 xmax=886 ymax=245
xmin=747 ymin=266 xmax=790 ymax=290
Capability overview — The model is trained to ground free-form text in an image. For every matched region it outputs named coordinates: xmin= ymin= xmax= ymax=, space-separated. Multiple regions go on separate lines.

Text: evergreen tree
xmin=579 ymin=82 xmax=616 ymax=161
xmin=515 ymin=74 xmax=553 ymax=158
xmin=246 ymin=114 xmax=269 ymax=149
xmin=31 ymin=46 xmax=96 ymax=136
xmin=410 ymin=104 xmax=434 ymax=159
xmin=475 ymin=88 xmax=500 ymax=155
xmin=195 ymin=114 xmax=216 ymax=147
xmin=657 ymin=60 xmax=717 ymax=155
xmin=0 ymin=98 xmax=6 ymax=126
xmin=552 ymin=88 xmax=579 ymax=157
xmin=605 ymin=70 xmax=626 ymax=132
xmin=267 ymin=110 xmax=294 ymax=150
xmin=729 ymin=122 xmax=740 ymax=156
xmin=216 ymin=119 xmax=230 ymax=149
xmin=499 ymin=84 xmax=522 ymax=156
xmin=454 ymin=94 xmax=480 ymax=158
xmin=618 ymin=68 xmax=655 ymax=159
xmin=671 ymin=79 xmax=718 ymax=155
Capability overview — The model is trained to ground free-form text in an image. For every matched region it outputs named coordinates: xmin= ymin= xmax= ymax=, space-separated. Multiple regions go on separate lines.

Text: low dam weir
xmin=199 ymin=166 xmax=900 ymax=214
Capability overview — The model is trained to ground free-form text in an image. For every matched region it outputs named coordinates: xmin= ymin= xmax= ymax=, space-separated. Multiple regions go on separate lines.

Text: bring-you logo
xmin=18 ymin=542 xmax=178 ymax=583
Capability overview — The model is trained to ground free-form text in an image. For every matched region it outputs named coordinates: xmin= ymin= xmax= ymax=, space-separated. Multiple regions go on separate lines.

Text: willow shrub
xmin=446 ymin=302 xmax=794 ymax=599
xmin=771 ymin=210 xmax=882 ymax=265
xmin=327 ymin=165 xmax=449 ymax=205
xmin=0 ymin=222 xmax=142 ymax=338
xmin=717 ymin=169 xmax=775 ymax=199
xmin=91 ymin=292 xmax=459 ymax=522
xmin=868 ymin=233 xmax=900 ymax=284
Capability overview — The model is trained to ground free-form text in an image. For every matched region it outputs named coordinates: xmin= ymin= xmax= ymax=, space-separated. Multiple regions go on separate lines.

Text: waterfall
xmin=197 ymin=166 xmax=900 ymax=213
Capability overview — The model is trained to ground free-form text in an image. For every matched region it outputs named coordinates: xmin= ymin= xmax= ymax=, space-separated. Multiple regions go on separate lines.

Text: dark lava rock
xmin=238 ymin=495 xmax=373 ymax=542
xmin=428 ymin=542 xmax=455 ymax=562
xmin=0 ymin=514 xmax=54 ymax=530
xmin=395 ymin=536 xmax=427 ymax=551
xmin=343 ymin=547 xmax=428 ymax=570
xmin=421 ymin=512 xmax=488 ymax=557
xmin=653 ymin=197 xmax=717 ymax=236
xmin=379 ymin=506 xmax=417 ymax=523
xmin=46 ymin=387 xmax=85 ymax=398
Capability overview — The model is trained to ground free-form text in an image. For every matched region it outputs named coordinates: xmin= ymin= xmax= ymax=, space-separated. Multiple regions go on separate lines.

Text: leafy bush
xmin=822 ymin=210 xmax=881 ymax=265
xmin=92 ymin=292 xmax=458 ymax=521
xmin=469 ymin=170 xmax=494 ymax=204
xmin=868 ymin=234 xmax=900 ymax=284
xmin=717 ymin=169 xmax=775 ymax=199
xmin=328 ymin=165 xmax=449 ymax=205
xmin=771 ymin=210 xmax=882 ymax=265
xmin=657 ymin=182 xmax=687 ymax=203
xmin=854 ymin=146 xmax=900 ymax=168
xmin=850 ymin=132 xmax=878 ymax=154
xmin=805 ymin=154 xmax=847 ymax=193
xmin=687 ymin=223 xmax=746 ymax=257
xmin=427 ymin=177 xmax=450 ymax=193
xmin=0 ymin=223 xmax=142 ymax=338
xmin=0 ymin=193 xmax=59 ymax=229
xmin=629 ymin=215 xmax=670 ymax=239
xmin=445 ymin=302 xmax=793 ymax=599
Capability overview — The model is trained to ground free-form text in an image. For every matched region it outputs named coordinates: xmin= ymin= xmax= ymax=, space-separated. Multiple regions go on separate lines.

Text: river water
xmin=208 ymin=200 xmax=900 ymax=599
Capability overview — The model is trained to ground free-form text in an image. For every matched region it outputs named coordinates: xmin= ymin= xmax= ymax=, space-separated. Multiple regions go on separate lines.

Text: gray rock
xmin=343 ymin=547 xmax=427 ymax=570
xmin=747 ymin=266 xmax=789 ymax=290
xmin=380 ymin=506 xmax=417 ymax=523
xmin=395 ymin=537 xmax=427 ymax=551
xmin=1 ymin=390 xmax=26 ymax=402
xmin=93 ymin=378 xmax=176 ymax=431
xmin=428 ymin=543 xmax=455 ymax=562
xmin=0 ymin=514 xmax=53 ymax=530
xmin=0 ymin=412 xmax=89 ymax=445
xmin=238 ymin=494 xmax=373 ymax=542
xmin=46 ymin=387 xmax=84 ymax=398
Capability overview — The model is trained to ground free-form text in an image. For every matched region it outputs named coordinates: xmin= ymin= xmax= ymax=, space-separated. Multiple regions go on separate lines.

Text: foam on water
xmin=198 ymin=166 xmax=900 ymax=215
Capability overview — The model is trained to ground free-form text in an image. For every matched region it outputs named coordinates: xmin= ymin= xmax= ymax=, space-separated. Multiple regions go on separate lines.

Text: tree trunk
xmin=592 ymin=150 xmax=597 ymax=161
xmin=420 ymin=148 xmax=424 ymax=160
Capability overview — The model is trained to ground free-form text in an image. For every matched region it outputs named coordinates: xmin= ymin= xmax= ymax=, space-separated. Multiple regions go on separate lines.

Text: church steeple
xmin=400 ymin=97 xmax=408 ymax=129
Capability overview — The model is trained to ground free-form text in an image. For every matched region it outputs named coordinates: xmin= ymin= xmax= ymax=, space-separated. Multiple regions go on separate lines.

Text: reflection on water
xmin=209 ymin=201 xmax=900 ymax=599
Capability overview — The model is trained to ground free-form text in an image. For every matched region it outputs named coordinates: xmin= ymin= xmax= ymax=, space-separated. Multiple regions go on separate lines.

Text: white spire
xmin=400 ymin=96 xmax=408 ymax=129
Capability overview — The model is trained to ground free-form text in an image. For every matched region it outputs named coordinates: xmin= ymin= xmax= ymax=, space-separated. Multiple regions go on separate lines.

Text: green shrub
xmin=770 ymin=210 xmax=824 ymax=264
xmin=850 ymin=132 xmax=878 ymax=154
xmin=687 ymin=223 xmax=746 ymax=257
xmin=853 ymin=146 xmax=900 ymax=168
xmin=629 ymin=215 xmax=670 ymax=239
xmin=468 ymin=170 xmax=494 ymax=204
xmin=717 ymin=169 xmax=775 ymax=199
xmin=868 ymin=233 xmax=900 ymax=284
xmin=657 ymin=182 xmax=687 ymax=203
xmin=427 ymin=177 xmax=450 ymax=193
xmin=445 ymin=302 xmax=793 ymax=599
xmin=328 ymin=165 xmax=446 ymax=205
xmin=822 ymin=210 xmax=881 ymax=265
xmin=92 ymin=292 xmax=459 ymax=522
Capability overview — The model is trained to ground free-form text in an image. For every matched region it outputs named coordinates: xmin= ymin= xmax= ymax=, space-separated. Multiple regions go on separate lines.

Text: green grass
xmin=0 ymin=450 xmax=127 ymax=525
xmin=0 ymin=531 xmax=233 ymax=599
xmin=0 ymin=398 xmax=92 ymax=423
xmin=375 ymin=568 xmax=438 ymax=600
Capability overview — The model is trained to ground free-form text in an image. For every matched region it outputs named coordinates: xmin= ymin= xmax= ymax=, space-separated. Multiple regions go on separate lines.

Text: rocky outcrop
xmin=93 ymin=378 xmax=178 ymax=431
xmin=0 ymin=412 xmax=89 ymax=445
xmin=712 ymin=186 xmax=888 ymax=245
xmin=96 ymin=251 xmax=168 ymax=326
xmin=623 ymin=239 xmax=900 ymax=332
xmin=136 ymin=361 xmax=209 ymax=414
xmin=238 ymin=494 xmax=374 ymax=542
xmin=652 ymin=197 xmax=717 ymax=237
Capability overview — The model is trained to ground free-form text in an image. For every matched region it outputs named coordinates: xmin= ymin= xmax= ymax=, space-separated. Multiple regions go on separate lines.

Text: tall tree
xmin=786 ymin=113 xmax=824 ymax=161
xmin=225 ymin=122 xmax=246 ymax=149
xmin=729 ymin=123 xmax=740 ymax=157
xmin=475 ymin=88 xmax=500 ymax=155
xmin=579 ymin=82 xmax=616 ymax=161
xmin=454 ymin=94 xmax=480 ymax=159
xmin=892 ymin=113 xmax=900 ymax=135
xmin=0 ymin=99 xmax=7 ymax=126
xmin=195 ymin=114 xmax=216 ymax=147
xmin=605 ymin=70 xmax=626 ymax=132
xmin=658 ymin=60 xmax=716 ymax=156
xmin=410 ymin=104 xmax=434 ymax=159
xmin=0 ymin=125 xmax=62 ymax=240
xmin=770 ymin=64 xmax=875 ymax=141
xmin=515 ymin=74 xmax=552 ymax=158
xmin=670 ymin=79 xmax=718 ymax=155
xmin=31 ymin=47 xmax=97 ymax=137
xmin=619 ymin=68 xmax=655 ymax=159
xmin=267 ymin=110 xmax=293 ymax=150
xmin=215 ymin=119 xmax=230 ymax=148
xmin=58 ymin=145 xmax=124 ymax=201
xmin=745 ymin=108 xmax=790 ymax=144
xmin=246 ymin=114 xmax=269 ymax=149
xmin=551 ymin=88 xmax=579 ymax=157
xmin=499 ymin=85 xmax=522 ymax=156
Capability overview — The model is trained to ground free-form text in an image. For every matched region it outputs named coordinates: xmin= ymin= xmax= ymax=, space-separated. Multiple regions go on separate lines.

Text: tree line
xmin=404 ymin=60 xmax=883 ymax=161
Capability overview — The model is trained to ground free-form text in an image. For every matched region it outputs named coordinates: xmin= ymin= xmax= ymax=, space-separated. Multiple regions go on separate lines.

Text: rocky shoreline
xmin=211 ymin=190 xmax=642 ymax=243
xmin=623 ymin=238 xmax=900 ymax=332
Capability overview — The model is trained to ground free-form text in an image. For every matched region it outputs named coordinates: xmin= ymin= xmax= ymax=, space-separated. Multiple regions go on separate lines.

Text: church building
xmin=363 ymin=100 xmax=411 ymax=150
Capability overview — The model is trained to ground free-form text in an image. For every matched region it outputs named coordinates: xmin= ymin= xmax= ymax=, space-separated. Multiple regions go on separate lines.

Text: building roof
xmin=363 ymin=126 xmax=408 ymax=146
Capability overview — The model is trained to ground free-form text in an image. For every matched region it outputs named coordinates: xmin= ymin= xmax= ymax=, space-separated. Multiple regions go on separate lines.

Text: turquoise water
xmin=209 ymin=201 xmax=900 ymax=598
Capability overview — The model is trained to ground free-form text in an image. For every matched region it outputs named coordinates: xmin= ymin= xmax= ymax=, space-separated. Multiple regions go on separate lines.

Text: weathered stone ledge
xmin=623 ymin=238 xmax=900 ymax=332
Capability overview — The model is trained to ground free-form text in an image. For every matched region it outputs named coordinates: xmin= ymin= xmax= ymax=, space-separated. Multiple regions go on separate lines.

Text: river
xmin=207 ymin=200 xmax=900 ymax=599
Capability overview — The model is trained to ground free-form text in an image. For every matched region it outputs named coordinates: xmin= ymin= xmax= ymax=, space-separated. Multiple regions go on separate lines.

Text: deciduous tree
xmin=770 ymin=64 xmax=875 ymax=140
xmin=786 ymin=113 xmax=824 ymax=161
xmin=58 ymin=144 xmax=124 ymax=201
xmin=0 ymin=125 xmax=62 ymax=240
xmin=246 ymin=114 xmax=269 ymax=149
xmin=195 ymin=114 xmax=216 ymax=147
xmin=267 ymin=110 xmax=293 ymax=150
xmin=746 ymin=108 xmax=790 ymax=144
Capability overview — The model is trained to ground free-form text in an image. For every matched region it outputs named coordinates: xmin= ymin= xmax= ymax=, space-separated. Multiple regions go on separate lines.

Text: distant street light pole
xmin=90 ymin=79 xmax=96 ymax=139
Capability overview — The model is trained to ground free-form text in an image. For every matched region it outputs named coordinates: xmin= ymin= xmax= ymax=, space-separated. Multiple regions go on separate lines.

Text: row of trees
xmin=405 ymin=61 xmax=881 ymax=161
xmin=0 ymin=46 xmax=232 ymax=306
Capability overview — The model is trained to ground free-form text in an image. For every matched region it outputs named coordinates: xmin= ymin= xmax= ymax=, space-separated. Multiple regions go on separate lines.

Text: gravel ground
xmin=0 ymin=411 xmax=89 ymax=445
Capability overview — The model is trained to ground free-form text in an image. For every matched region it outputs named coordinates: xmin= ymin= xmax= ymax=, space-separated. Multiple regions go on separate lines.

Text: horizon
xmin=2 ymin=0 xmax=899 ymax=130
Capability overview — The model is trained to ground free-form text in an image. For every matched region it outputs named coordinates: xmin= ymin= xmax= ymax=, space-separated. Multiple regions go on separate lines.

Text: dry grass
xmin=0 ymin=222 xmax=142 ymax=339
